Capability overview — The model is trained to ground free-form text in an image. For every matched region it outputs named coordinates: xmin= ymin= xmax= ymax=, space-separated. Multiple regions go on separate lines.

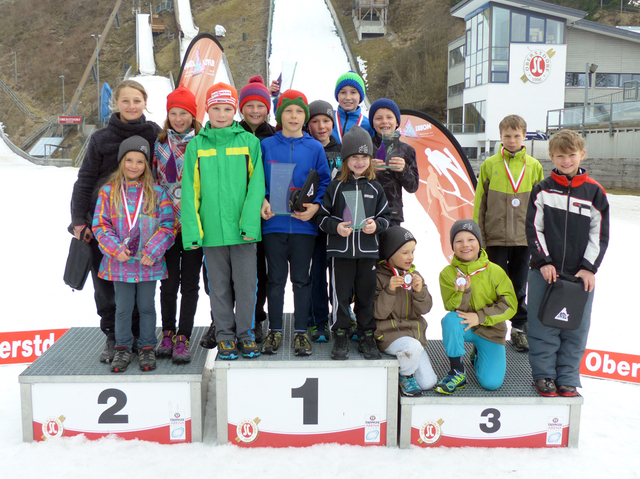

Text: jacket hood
xmin=451 ymin=248 xmax=490 ymax=274
xmin=551 ymin=168 xmax=588 ymax=187
xmin=199 ymin=121 xmax=246 ymax=142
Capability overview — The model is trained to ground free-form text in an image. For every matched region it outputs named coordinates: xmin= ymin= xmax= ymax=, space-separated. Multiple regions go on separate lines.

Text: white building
xmin=447 ymin=0 xmax=640 ymax=159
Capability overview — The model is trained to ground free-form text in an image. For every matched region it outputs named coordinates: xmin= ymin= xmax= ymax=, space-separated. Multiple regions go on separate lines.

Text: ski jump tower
xmin=352 ymin=0 xmax=388 ymax=40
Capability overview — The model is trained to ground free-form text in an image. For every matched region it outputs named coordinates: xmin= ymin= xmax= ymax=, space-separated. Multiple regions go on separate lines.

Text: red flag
xmin=177 ymin=34 xmax=225 ymax=124
xmin=399 ymin=110 xmax=477 ymax=261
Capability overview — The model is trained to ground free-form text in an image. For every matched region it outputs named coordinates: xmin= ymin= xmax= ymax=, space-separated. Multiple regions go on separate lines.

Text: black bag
xmin=289 ymin=169 xmax=320 ymax=213
xmin=537 ymin=273 xmax=589 ymax=330
xmin=63 ymin=232 xmax=92 ymax=291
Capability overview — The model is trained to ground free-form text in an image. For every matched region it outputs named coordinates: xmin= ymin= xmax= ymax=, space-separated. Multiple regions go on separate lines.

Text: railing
xmin=547 ymin=99 xmax=640 ymax=135
xmin=75 ymin=131 xmax=94 ymax=167
xmin=446 ymin=123 xmax=483 ymax=133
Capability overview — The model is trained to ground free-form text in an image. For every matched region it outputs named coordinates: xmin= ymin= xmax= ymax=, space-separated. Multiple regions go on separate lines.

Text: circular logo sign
xmin=236 ymin=419 xmax=259 ymax=444
xmin=523 ymin=50 xmax=551 ymax=84
xmin=419 ymin=420 xmax=442 ymax=445
xmin=42 ymin=417 xmax=64 ymax=439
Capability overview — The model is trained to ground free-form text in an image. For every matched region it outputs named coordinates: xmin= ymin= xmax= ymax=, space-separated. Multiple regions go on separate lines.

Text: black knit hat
xmin=308 ymin=100 xmax=335 ymax=127
xmin=118 ymin=135 xmax=151 ymax=163
xmin=379 ymin=226 xmax=417 ymax=261
xmin=341 ymin=125 xmax=373 ymax=160
xmin=449 ymin=219 xmax=483 ymax=248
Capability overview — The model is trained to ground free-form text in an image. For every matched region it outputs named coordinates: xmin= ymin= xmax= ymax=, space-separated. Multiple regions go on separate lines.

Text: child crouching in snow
xmin=374 ymin=226 xmax=437 ymax=396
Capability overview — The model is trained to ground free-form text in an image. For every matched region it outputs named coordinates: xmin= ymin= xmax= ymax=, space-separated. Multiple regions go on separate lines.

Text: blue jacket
xmin=261 ymin=131 xmax=331 ymax=236
xmin=332 ymin=105 xmax=375 ymax=143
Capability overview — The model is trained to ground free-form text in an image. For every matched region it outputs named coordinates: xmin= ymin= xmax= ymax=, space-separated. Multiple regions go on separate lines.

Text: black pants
xmin=255 ymin=241 xmax=268 ymax=324
xmin=160 ymin=232 xmax=203 ymax=339
xmin=486 ymin=245 xmax=529 ymax=330
xmin=263 ymin=233 xmax=315 ymax=332
xmin=330 ymin=257 xmax=377 ymax=332
xmin=90 ymin=238 xmax=139 ymax=338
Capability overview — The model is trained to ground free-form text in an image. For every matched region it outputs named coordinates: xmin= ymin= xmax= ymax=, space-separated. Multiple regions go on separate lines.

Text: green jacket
xmin=473 ymin=146 xmax=544 ymax=247
xmin=181 ymin=121 xmax=265 ymax=248
xmin=439 ymin=249 xmax=516 ymax=345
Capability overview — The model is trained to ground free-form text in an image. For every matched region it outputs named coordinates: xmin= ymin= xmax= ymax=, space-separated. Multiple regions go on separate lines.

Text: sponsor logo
xmin=358 ymin=145 xmax=369 ymax=154
xmin=42 ymin=415 xmax=66 ymax=440
xmin=364 ymin=194 xmax=374 ymax=199
xmin=0 ymin=329 xmax=67 ymax=365
xmin=581 ymin=350 xmax=640 ymax=384
xmin=522 ymin=49 xmax=554 ymax=84
xmin=418 ymin=418 xmax=444 ymax=445
xmin=554 ymin=307 xmax=569 ymax=322
xmin=235 ymin=417 xmax=261 ymax=444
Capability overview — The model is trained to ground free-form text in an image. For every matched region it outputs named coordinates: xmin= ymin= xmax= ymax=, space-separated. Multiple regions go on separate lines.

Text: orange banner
xmin=0 ymin=329 xmax=68 ymax=365
xmin=399 ymin=110 xmax=477 ymax=261
xmin=580 ymin=349 xmax=640 ymax=384
xmin=177 ymin=33 xmax=225 ymax=124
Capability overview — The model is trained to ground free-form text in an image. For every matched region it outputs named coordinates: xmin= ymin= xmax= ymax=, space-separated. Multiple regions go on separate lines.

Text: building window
xmin=510 ymin=10 xmax=564 ymax=43
xmin=511 ymin=12 xmax=527 ymax=42
xmin=462 ymin=147 xmax=478 ymax=159
xmin=464 ymin=101 xmax=486 ymax=133
xmin=546 ymin=19 xmax=564 ymax=44
xmin=566 ymin=72 xmax=586 ymax=87
xmin=529 ymin=16 xmax=545 ymax=43
xmin=448 ymin=83 xmax=464 ymax=97
xmin=448 ymin=107 xmax=463 ymax=132
xmin=449 ymin=46 xmax=464 ymax=67
xmin=596 ymin=73 xmax=620 ymax=88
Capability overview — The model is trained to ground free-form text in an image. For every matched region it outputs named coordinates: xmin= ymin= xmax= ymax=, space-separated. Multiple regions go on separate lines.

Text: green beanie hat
xmin=276 ymin=89 xmax=310 ymax=126
xmin=334 ymin=71 xmax=366 ymax=104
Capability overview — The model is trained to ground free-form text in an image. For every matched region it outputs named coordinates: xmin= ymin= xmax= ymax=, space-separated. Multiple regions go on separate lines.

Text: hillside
xmin=0 ymin=0 xmax=639 ymax=159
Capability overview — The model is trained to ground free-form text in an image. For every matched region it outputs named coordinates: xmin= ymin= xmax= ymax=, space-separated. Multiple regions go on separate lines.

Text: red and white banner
xmin=58 ymin=115 xmax=83 ymax=124
xmin=399 ymin=110 xmax=477 ymax=261
xmin=580 ymin=349 xmax=640 ymax=385
xmin=0 ymin=329 xmax=68 ymax=365
xmin=177 ymin=33 xmax=225 ymax=124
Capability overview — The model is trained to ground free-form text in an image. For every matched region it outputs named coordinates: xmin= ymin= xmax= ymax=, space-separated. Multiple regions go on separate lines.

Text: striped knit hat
xmin=205 ymin=82 xmax=238 ymax=112
xmin=239 ymin=75 xmax=271 ymax=113
xmin=276 ymin=89 xmax=309 ymax=126
xmin=334 ymin=71 xmax=366 ymax=104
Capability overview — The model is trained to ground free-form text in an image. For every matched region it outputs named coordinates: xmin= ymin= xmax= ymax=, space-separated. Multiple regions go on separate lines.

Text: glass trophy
xmin=270 ymin=163 xmax=297 ymax=215
xmin=376 ymin=131 xmax=401 ymax=169
xmin=342 ymin=190 xmax=366 ymax=230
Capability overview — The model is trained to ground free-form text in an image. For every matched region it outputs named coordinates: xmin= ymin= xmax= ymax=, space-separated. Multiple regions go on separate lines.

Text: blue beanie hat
xmin=334 ymin=71 xmax=366 ymax=104
xmin=369 ymin=98 xmax=401 ymax=128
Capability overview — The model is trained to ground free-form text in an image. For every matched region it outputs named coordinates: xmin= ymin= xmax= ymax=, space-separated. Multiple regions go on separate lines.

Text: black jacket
xmin=317 ymin=175 xmax=391 ymax=258
xmin=324 ymin=135 xmax=341 ymax=178
xmin=71 ymin=113 xmax=161 ymax=226
xmin=526 ymin=168 xmax=609 ymax=275
xmin=239 ymin=120 xmax=276 ymax=141
xmin=372 ymin=135 xmax=419 ymax=224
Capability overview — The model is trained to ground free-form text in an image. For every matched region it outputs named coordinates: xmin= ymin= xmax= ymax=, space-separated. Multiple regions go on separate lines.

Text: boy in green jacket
xmin=181 ymin=82 xmax=265 ymax=360
xmin=473 ymin=115 xmax=544 ymax=352
xmin=436 ymin=219 xmax=517 ymax=394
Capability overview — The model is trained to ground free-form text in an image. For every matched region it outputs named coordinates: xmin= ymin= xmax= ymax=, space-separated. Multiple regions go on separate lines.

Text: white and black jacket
xmin=526 ymin=168 xmax=609 ymax=275
xmin=317 ymin=175 xmax=391 ymax=258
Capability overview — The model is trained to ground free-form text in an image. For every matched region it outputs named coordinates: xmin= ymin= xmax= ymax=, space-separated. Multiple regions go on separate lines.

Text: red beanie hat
xmin=166 ymin=85 xmax=197 ymax=118
xmin=205 ymin=82 xmax=238 ymax=112
xmin=275 ymin=89 xmax=309 ymax=126
xmin=239 ymin=75 xmax=271 ymax=113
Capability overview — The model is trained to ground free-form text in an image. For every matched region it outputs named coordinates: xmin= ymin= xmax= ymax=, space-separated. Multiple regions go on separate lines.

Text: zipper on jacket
xmin=352 ymin=178 xmax=358 ymax=256
xmin=289 ymin=141 xmax=294 ymax=234
xmin=560 ymin=179 xmax=571 ymax=273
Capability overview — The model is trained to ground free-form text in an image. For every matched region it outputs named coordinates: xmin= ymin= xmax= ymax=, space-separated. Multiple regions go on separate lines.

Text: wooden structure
xmin=352 ymin=0 xmax=388 ymax=40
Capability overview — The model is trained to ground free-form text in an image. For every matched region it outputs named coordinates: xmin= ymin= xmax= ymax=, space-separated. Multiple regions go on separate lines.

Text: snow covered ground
xmin=1 ymin=0 xmax=639 ymax=476
xmin=136 ymin=14 xmax=156 ymax=76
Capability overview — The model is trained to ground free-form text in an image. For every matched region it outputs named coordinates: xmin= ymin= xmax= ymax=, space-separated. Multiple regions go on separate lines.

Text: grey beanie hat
xmin=341 ymin=124 xmax=373 ymax=160
xmin=118 ymin=135 xmax=151 ymax=163
xmin=449 ymin=219 xmax=483 ymax=248
xmin=379 ymin=226 xmax=417 ymax=262
xmin=308 ymin=100 xmax=335 ymax=127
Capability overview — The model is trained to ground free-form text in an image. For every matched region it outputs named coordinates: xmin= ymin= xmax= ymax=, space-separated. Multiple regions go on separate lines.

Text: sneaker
xmin=358 ymin=330 xmax=381 ymax=360
xmin=238 ymin=339 xmax=261 ymax=358
xmin=435 ymin=369 xmax=467 ymax=394
xmin=331 ymin=329 xmax=349 ymax=360
xmin=110 ymin=346 xmax=132 ymax=373
xmin=511 ymin=328 xmax=530 ymax=352
xmin=534 ymin=378 xmax=559 ymax=397
xmin=99 ymin=336 xmax=116 ymax=363
xmin=156 ymin=330 xmax=175 ymax=358
xmin=293 ymin=332 xmax=312 ymax=356
xmin=254 ymin=321 xmax=265 ymax=344
xmin=217 ymin=340 xmax=239 ymax=360
xmin=138 ymin=346 xmax=157 ymax=371
xmin=399 ymin=374 xmax=423 ymax=397
xmin=311 ymin=322 xmax=330 ymax=342
xmin=261 ymin=331 xmax=283 ymax=355
xmin=557 ymin=384 xmax=578 ymax=397
xmin=172 ymin=335 xmax=191 ymax=363
xmin=200 ymin=323 xmax=216 ymax=349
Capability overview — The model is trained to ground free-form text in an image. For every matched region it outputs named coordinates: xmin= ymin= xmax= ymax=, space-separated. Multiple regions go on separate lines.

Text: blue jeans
xmin=113 ymin=281 xmax=157 ymax=349
xmin=441 ymin=311 xmax=506 ymax=390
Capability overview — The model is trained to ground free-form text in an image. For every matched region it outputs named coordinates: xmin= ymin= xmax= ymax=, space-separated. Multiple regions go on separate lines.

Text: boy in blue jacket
xmin=332 ymin=71 xmax=375 ymax=142
xmin=260 ymin=90 xmax=332 ymax=356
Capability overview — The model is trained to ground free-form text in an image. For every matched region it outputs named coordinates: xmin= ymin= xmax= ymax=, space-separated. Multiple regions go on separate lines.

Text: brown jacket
xmin=373 ymin=262 xmax=432 ymax=351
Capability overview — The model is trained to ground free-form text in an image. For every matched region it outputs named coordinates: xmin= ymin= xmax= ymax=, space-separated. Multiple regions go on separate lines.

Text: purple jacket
xmin=93 ymin=182 xmax=176 ymax=282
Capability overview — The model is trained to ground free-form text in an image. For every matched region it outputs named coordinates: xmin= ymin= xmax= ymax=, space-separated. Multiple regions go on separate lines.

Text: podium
xmin=398 ymin=341 xmax=583 ymax=448
xmin=19 ymin=327 xmax=211 ymax=444
xmin=215 ymin=314 xmax=399 ymax=447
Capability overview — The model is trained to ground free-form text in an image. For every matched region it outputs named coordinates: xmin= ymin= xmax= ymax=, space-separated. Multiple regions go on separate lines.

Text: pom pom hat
xmin=334 ymin=71 xmax=366 ymax=104
xmin=275 ymin=89 xmax=309 ymax=126
xmin=239 ymin=75 xmax=271 ymax=113
xmin=205 ymin=82 xmax=238 ymax=112
xmin=166 ymin=85 xmax=197 ymax=118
